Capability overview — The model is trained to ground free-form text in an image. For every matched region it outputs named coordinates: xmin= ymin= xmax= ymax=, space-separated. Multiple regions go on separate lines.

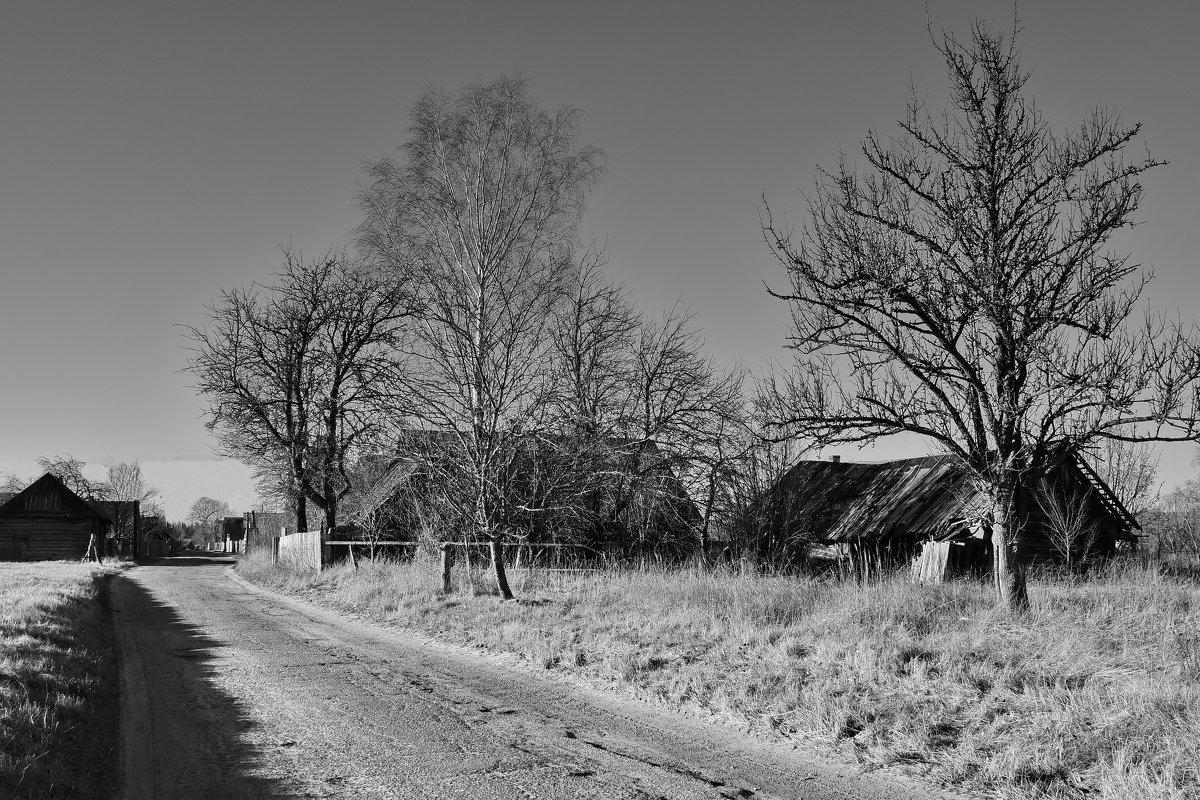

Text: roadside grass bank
xmin=0 ymin=562 xmax=122 ymax=799
xmin=238 ymin=551 xmax=1199 ymax=800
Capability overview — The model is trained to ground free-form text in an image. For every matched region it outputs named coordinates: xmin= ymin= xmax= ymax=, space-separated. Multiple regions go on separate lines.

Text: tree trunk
xmin=295 ymin=494 xmax=308 ymax=533
xmin=440 ymin=543 xmax=454 ymax=594
xmin=699 ymin=469 xmax=717 ymax=565
xmin=490 ymin=537 xmax=515 ymax=601
xmin=991 ymin=492 xmax=1030 ymax=612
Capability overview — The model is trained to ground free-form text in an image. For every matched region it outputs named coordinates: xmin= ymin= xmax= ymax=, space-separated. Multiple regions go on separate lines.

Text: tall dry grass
xmin=239 ymin=551 xmax=1199 ymax=799
xmin=0 ymin=561 xmax=122 ymax=799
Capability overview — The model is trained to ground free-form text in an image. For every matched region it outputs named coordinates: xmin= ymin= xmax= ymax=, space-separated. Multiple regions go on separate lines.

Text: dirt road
xmin=113 ymin=555 xmax=938 ymax=799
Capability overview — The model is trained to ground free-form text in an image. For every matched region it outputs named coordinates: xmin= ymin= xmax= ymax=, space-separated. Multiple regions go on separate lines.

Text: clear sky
xmin=1 ymin=1 xmax=1197 ymax=518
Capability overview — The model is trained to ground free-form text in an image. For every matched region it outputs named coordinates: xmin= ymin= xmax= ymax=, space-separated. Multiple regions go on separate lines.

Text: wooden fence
xmin=276 ymin=529 xmax=322 ymax=571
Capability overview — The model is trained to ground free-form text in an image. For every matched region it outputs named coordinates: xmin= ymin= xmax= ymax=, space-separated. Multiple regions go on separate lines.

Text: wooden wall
xmin=0 ymin=476 xmax=107 ymax=561
xmin=277 ymin=529 xmax=322 ymax=571
xmin=0 ymin=515 xmax=98 ymax=561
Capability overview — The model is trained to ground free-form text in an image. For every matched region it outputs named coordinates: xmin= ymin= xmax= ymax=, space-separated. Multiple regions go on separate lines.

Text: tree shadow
xmin=140 ymin=552 xmax=239 ymax=567
xmin=116 ymin=574 xmax=302 ymax=799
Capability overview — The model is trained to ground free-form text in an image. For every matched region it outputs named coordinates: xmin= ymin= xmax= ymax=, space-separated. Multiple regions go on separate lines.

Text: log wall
xmin=0 ymin=516 xmax=96 ymax=561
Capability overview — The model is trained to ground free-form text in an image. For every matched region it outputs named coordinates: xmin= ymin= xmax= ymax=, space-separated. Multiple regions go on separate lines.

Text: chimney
xmin=830 ymin=454 xmax=841 ymax=463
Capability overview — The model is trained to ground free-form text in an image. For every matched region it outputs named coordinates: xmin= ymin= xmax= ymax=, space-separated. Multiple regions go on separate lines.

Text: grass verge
xmin=0 ymin=562 xmax=122 ymax=799
xmin=238 ymin=551 xmax=1199 ymax=800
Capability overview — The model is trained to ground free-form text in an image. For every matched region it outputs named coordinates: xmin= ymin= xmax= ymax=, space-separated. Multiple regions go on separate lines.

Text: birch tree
xmin=762 ymin=20 xmax=1200 ymax=610
xmin=357 ymin=74 xmax=605 ymax=599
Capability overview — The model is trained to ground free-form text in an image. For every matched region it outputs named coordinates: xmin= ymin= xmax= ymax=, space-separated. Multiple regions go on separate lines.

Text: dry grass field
xmin=240 ymin=551 xmax=1199 ymax=800
xmin=0 ymin=562 xmax=121 ymax=799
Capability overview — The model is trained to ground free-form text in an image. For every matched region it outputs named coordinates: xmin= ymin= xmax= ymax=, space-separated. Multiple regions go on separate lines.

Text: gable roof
xmin=765 ymin=451 xmax=1139 ymax=543
xmin=0 ymin=472 xmax=114 ymax=520
xmin=355 ymin=432 xmax=698 ymax=522
xmin=767 ymin=455 xmax=984 ymax=542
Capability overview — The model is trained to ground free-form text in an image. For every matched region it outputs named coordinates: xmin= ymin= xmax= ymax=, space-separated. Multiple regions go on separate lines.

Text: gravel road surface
xmin=113 ymin=555 xmax=940 ymax=799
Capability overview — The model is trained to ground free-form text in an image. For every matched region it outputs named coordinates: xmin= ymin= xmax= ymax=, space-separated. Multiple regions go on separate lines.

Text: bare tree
xmin=761 ymin=19 xmax=1200 ymax=610
xmin=716 ymin=404 xmax=815 ymax=569
xmin=1036 ymin=485 xmax=1099 ymax=574
xmin=541 ymin=258 xmax=747 ymax=557
xmin=1084 ymin=431 xmax=1160 ymax=518
xmin=38 ymin=454 xmax=105 ymax=500
xmin=542 ymin=254 xmax=642 ymax=548
xmin=186 ymin=248 xmax=410 ymax=532
xmin=630 ymin=306 xmax=745 ymax=552
xmin=0 ymin=473 xmax=28 ymax=494
xmin=186 ymin=496 xmax=231 ymax=544
xmin=357 ymin=74 xmax=605 ymax=599
xmin=104 ymin=461 xmax=159 ymax=506
xmin=1153 ymin=482 xmax=1200 ymax=566
xmin=547 ymin=252 xmax=639 ymax=440
xmin=103 ymin=461 xmax=160 ymax=556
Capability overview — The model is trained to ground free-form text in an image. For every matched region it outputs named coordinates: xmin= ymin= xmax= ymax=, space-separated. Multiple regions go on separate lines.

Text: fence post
xmin=275 ymin=526 xmax=288 ymax=565
xmin=440 ymin=543 xmax=454 ymax=594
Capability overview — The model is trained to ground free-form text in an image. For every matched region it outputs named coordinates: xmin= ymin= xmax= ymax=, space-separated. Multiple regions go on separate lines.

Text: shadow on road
xmin=139 ymin=552 xmax=239 ymax=567
xmin=117 ymin=574 xmax=301 ymax=799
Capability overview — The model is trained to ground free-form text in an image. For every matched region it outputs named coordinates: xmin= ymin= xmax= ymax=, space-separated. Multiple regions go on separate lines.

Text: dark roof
xmin=356 ymin=432 xmax=695 ymax=519
xmin=768 ymin=450 xmax=1140 ymax=543
xmin=88 ymin=499 xmax=141 ymax=524
xmin=768 ymin=455 xmax=985 ymax=542
xmin=0 ymin=473 xmax=114 ymax=520
xmin=356 ymin=460 xmax=420 ymax=516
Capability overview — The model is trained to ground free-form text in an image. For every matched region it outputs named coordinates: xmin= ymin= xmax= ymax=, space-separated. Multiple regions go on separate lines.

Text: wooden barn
xmin=0 ymin=473 xmax=136 ymax=561
xmin=754 ymin=449 xmax=1139 ymax=580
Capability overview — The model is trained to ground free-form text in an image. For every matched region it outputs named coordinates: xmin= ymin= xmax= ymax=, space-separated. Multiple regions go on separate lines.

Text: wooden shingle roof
xmin=769 ymin=449 xmax=1140 ymax=543
xmin=769 ymin=455 xmax=986 ymax=542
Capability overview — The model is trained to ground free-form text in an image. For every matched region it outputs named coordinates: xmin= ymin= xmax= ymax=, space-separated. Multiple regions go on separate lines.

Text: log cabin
xmin=753 ymin=448 xmax=1139 ymax=580
xmin=0 ymin=473 xmax=138 ymax=561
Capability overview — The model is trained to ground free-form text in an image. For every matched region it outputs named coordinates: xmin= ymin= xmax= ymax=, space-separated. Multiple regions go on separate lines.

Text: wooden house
xmin=754 ymin=450 xmax=1139 ymax=580
xmin=0 ymin=473 xmax=138 ymax=561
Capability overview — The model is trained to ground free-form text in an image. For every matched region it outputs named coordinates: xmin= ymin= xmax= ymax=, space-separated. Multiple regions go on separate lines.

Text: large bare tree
xmin=547 ymin=253 xmax=639 ymax=441
xmin=629 ymin=306 xmax=745 ymax=553
xmin=543 ymin=258 xmax=746 ymax=556
xmin=357 ymin=74 xmax=605 ymax=599
xmin=762 ymin=20 xmax=1200 ymax=610
xmin=186 ymin=249 xmax=410 ymax=531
